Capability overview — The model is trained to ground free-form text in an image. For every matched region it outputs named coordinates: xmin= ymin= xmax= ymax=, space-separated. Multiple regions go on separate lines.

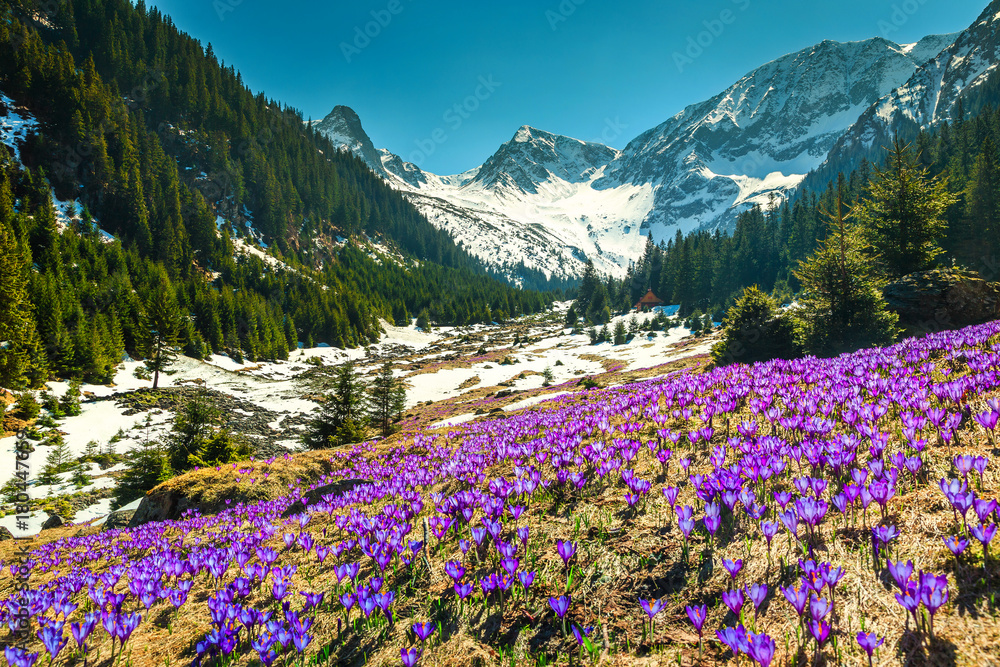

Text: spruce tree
xmin=0 ymin=215 xmax=46 ymax=389
xmin=613 ymin=320 xmax=627 ymax=345
xmin=138 ymin=272 xmax=182 ymax=389
xmin=854 ymin=139 xmax=957 ymax=278
xmin=964 ymin=136 xmax=1000 ymax=261
xmin=368 ymin=362 xmax=406 ymax=438
xmin=114 ymin=417 xmax=170 ymax=508
xmin=304 ymin=362 xmax=368 ymax=449
xmin=166 ymin=393 xmax=220 ymax=471
xmin=575 ymin=259 xmax=599 ymax=316
xmin=794 ymin=193 xmax=899 ymax=356
xmin=39 ymin=436 xmax=73 ymax=485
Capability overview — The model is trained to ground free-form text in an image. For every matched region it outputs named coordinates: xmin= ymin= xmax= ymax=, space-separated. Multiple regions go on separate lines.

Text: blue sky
xmin=150 ymin=0 xmax=985 ymax=174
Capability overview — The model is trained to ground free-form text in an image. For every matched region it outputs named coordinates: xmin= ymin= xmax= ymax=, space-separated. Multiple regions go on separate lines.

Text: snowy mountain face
xmin=314 ymin=33 xmax=961 ymax=283
xmin=824 ymin=3 xmax=999 ymax=167
xmin=600 ymin=35 xmax=959 ymax=236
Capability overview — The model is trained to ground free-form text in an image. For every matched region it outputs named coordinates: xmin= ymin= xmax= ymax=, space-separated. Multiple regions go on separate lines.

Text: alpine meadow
xmin=3 ymin=1 xmax=1000 ymax=667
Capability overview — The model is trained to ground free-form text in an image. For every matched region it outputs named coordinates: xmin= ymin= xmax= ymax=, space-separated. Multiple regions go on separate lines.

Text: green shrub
xmin=712 ymin=286 xmax=802 ymax=366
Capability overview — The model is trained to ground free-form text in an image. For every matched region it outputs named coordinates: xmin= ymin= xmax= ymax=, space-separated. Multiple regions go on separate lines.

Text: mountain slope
xmin=316 ymin=34 xmax=958 ymax=281
xmin=819 ymin=1 xmax=1000 ymax=174
xmin=599 ymin=34 xmax=958 ymax=234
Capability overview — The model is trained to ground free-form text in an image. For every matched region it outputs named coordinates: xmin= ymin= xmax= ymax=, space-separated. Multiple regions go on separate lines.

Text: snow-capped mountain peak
xmin=311 ymin=26 xmax=972 ymax=284
xmin=470 ymin=125 xmax=620 ymax=195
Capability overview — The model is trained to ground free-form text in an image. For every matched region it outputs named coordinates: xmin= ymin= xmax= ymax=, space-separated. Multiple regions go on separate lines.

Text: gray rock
xmin=128 ymin=489 xmax=195 ymax=528
xmin=883 ymin=269 xmax=1000 ymax=332
xmin=41 ymin=514 xmax=64 ymax=530
xmin=102 ymin=510 xmax=136 ymax=531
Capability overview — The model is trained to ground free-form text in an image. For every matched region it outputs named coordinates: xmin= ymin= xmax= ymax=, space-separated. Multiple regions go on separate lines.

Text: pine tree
xmin=613 ymin=320 xmax=627 ymax=345
xmin=304 ymin=362 xmax=369 ymax=449
xmin=114 ymin=416 xmax=171 ymax=508
xmin=576 ymin=259 xmax=599 ymax=316
xmin=59 ymin=380 xmax=82 ymax=416
xmin=964 ymin=136 xmax=1000 ymax=261
xmin=854 ymin=139 xmax=957 ymax=278
xmin=0 ymin=213 xmax=46 ymax=389
xmin=138 ymin=272 xmax=182 ymax=389
xmin=39 ymin=436 xmax=73 ymax=485
xmin=166 ymin=393 xmax=220 ymax=471
xmin=368 ymin=362 xmax=406 ymax=438
xmin=794 ymin=193 xmax=899 ymax=356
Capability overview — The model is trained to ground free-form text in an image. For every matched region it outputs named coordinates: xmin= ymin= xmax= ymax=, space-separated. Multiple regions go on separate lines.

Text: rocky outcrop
xmin=128 ymin=489 xmax=205 ymax=528
xmin=41 ymin=514 xmax=64 ymax=530
xmin=883 ymin=269 xmax=1000 ymax=332
xmin=102 ymin=509 xmax=136 ymax=531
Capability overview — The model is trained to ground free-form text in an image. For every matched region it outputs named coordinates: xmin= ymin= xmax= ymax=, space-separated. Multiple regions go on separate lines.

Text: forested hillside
xmin=0 ymin=0 xmax=553 ymax=389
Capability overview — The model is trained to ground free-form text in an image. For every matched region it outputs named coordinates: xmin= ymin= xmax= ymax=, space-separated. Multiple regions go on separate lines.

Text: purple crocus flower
xmin=722 ymin=558 xmax=743 ymax=580
xmin=37 ymin=622 xmax=68 ymax=661
xmin=746 ymin=583 xmax=767 ymax=614
xmin=639 ymin=597 xmax=664 ymax=620
xmin=685 ymin=604 xmax=707 ymax=635
xmin=780 ymin=585 xmax=808 ymax=617
xmin=918 ymin=571 xmax=949 ymax=634
xmin=4 ymin=648 xmax=39 ymax=667
xmin=974 ymin=499 xmax=998 ymax=524
xmin=857 ymin=631 xmax=884 ymax=665
xmin=454 ymin=582 xmax=474 ymax=600
xmin=943 ymin=535 xmax=969 ymax=556
xmin=401 ymin=647 xmax=422 ymax=667
xmin=808 ymin=596 xmax=831 ymax=621
xmin=71 ymin=613 xmax=99 ymax=649
xmin=808 ymin=619 xmax=830 ymax=647
xmin=722 ymin=588 xmax=744 ymax=616
xmin=972 ymin=456 xmax=989 ymax=485
xmin=895 ymin=582 xmax=921 ymax=625
xmin=760 ymin=520 xmax=779 ymax=545
xmin=748 ymin=632 xmax=775 ymax=667
xmin=556 ymin=540 xmax=577 ymax=567
xmin=571 ymin=624 xmax=594 ymax=647
xmin=716 ymin=625 xmax=748 ymax=657
xmin=779 ymin=510 xmax=799 ymax=538
xmin=444 ymin=561 xmax=465 ymax=583
xmin=412 ymin=622 xmax=436 ymax=642
xmin=972 ymin=523 xmax=997 ymax=554
xmin=886 ymin=559 xmax=913 ymax=591
xmin=549 ymin=595 xmax=571 ymax=625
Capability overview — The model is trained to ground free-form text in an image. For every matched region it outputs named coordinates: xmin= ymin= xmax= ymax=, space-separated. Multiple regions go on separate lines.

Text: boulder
xmin=280 ymin=479 xmax=368 ymax=518
xmin=0 ymin=526 xmax=13 ymax=541
xmin=883 ymin=269 xmax=1000 ymax=332
xmin=102 ymin=509 xmax=135 ymax=531
xmin=41 ymin=514 xmax=64 ymax=530
xmin=128 ymin=489 xmax=200 ymax=528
